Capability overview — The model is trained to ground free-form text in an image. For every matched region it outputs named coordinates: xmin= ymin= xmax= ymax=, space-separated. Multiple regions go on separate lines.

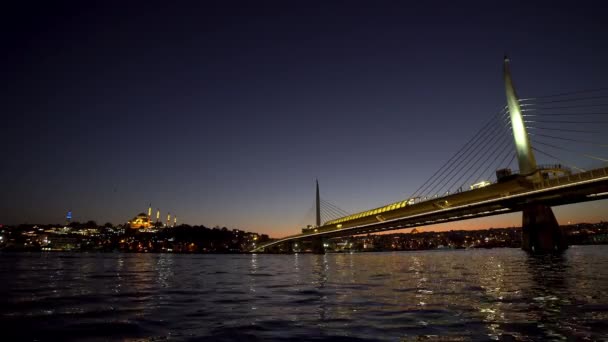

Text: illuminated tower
xmin=174 ymin=216 xmax=177 ymax=227
xmin=315 ymin=179 xmax=320 ymax=227
xmin=66 ymin=210 xmax=72 ymax=227
xmin=156 ymin=209 xmax=160 ymax=222
xmin=167 ymin=212 xmax=171 ymax=227
xmin=147 ymin=203 xmax=152 ymax=221
xmin=503 ymin=56 xmax=537 ymax=176
xmin=504 ymin=56 xmax=566 ymax=253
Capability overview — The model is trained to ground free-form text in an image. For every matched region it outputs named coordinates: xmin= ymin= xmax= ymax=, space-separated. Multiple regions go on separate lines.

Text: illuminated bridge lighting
xmin=252 ymin=169 xmax=608 ymax=252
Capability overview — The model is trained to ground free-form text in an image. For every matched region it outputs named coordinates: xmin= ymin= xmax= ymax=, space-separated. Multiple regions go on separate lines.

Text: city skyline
xmin=2 ymin=1 xmax=608 ymax=238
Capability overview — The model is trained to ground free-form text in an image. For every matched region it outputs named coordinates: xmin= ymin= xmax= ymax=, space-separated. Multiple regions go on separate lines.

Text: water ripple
xmin=1 ymin=246 xmax=607 ymax=340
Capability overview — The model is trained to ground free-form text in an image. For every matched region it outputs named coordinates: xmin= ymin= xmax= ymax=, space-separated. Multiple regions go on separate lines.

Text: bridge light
xmin=470 ymin=180 xmax=491 ymax=190
xmin=588 ymin=192 xmax=608 ymax=197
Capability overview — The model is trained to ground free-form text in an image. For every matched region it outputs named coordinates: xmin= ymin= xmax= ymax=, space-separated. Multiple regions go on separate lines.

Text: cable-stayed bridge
xmin=253 ymin=57 xmax=608 ymax=254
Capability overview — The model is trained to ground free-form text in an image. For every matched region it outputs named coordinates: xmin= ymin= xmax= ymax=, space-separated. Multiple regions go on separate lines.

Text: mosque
xmin=129 ymin=213 xmax=153 ymax=229
xmin=128 ymin=204 xmax=177 ymax=229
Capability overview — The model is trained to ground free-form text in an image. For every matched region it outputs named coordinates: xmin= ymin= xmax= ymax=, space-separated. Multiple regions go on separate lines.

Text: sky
xmin=2 ymin=1 xmax=608 ymax=237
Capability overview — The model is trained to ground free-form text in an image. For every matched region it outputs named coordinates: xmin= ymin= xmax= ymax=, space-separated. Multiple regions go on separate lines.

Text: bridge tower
xmin=316 ymin=179 xmax=321 ymax=227
xmin=503 ymin=56 xmax=567 ymax=253
xmin=503 ymin=56 xmax=537 ymax=176
xmin=312 ymin=179 xmax=325 ymax=254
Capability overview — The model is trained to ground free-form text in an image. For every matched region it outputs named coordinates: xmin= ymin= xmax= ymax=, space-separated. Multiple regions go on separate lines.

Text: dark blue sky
xmin=2 ymin=1 xmax=608 ymax=236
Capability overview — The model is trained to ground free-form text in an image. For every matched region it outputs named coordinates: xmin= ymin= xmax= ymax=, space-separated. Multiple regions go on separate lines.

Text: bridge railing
xmin=536 ymin=164 xmax=571 ymax=172
xmin=533 ymin=166 xmax=608 ymax=190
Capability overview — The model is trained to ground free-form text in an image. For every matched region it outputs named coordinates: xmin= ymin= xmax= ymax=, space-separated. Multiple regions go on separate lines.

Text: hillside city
xmin=1 ymin=221 xmax=607 ymax=253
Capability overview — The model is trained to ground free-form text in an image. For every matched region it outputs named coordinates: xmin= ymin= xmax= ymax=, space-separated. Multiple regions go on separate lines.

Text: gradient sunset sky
xmin=2 ymin=1 xmax=608 ymax=237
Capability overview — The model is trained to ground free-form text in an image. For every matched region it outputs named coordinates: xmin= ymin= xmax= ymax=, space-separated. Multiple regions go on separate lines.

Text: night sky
xmin=2 ymin=1 xmax=608 ymax=237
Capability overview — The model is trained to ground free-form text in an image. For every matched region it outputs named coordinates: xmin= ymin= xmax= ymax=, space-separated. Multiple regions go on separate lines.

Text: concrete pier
xmin=522 ymin=203 xmax=568 ymax=253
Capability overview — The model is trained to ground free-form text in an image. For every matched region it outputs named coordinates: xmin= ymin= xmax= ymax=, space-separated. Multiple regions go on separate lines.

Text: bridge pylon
xmin=316 ymin=179 xmax=321 ymax=227
xmin=504 ymin=56 xmax=567 ymax=253
xmin=310 ymin=237 xmax=325 ymax=254
xmin=312 ymin=180 xmax=325 ymax=253
xmin=504 ymin=56 xmax=538 ymax=177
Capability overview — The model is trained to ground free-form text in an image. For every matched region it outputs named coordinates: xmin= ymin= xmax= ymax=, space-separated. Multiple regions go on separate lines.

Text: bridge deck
xmin=253 ymin=166 xmax=608 ymax=252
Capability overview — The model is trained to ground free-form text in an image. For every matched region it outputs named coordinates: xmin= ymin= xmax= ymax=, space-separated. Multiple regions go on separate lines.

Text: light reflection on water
xmin=0 ymin=246 xmax=607 ymax=341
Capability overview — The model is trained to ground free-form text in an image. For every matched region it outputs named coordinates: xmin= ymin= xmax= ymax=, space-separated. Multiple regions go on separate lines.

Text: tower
xmin=148 ymin=203 xmax=152 ymax=221
xmin=503 ymin=56 xmax=537 ymax=176
xmin=156 ymin=209 xmax=160 ymax=222
xmin=503 ymin=56 xmax=566 ymax=253
xmin=66 ymin=210 xmax=72 ymax=227
xmin=167 ymin=212 xmax=171 ymax=227
xmin=311 ymin=179 xmax=324 ymax=254
xmin=315 ymin=179 xmax=321 ymax=227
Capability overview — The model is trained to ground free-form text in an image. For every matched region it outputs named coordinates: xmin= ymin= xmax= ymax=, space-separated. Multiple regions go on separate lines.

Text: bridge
xmin=253 ymin=57 xmax=608 ymax=254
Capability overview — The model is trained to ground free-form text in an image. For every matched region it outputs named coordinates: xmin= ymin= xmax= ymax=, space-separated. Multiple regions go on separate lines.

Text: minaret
xmin=148 ymin=203 xmax=152 ymax=221
xmin=504 ymin=56 xmax=537 ymax=176
xmin=156 ymin=209 xmax=160 ymax=222
xmin=174 ymin=216 xmax=177 ymax=227
xmin=167 ymin=212 xmax=171 ymax=227
xmin=316 ymin=179 xmax=321 ymax=227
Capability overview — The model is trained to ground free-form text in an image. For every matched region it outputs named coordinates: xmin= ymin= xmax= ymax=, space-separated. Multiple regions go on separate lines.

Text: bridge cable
xmin=518 ymin=94 xmax=608 ymax=105
xmin=530 ymin=139 xmax=608 ymax=163
xmin=459 ymin=135 xmax=514 ymax=191
xmin=319 ymin=207 xmax=339 ymax=223
xmin=319 ymin=202 xmax=344 ymax=219
xmin=409 ymin=107 xmax=507 ymax=199
xmin=531 ymin=147 xmax=585 ymax=172
xmin=528 ymin=132 xmax=608 ymax=148
xmin=482 ymin=152 xmax=516 ymax=183
xmin=441 ymin=123 xmax=510 ymax=194
xmin=523 ymin=112 xmax=608 ymax=117
xmin=423 ymin=112 xmax=509 ymax=198
xmin=414 ymin=109 xmax=508 ymax=198
xmin=524 ymin=119 xmax=608 ymax=124
xmin=527 ymin=126 xmax=601 ymax=134
xmin=320 ymin=204 xmax=345 ymax=221
xmin=521 ymin=103 xmax=608 ymax=110
xmin=439 ymin=110 xmax=514 ymax=195
xmin=519 ymin=87 xmax=608 ymax=101
xmin=449 ymin=124 xmax=513 ymax=194
xmin=320 ymin=199 xmax=351 ymax=216
xmin=473 ymin=145 xmax=515 ymax=185
xmin=422 ymin=115 xmax=509 ymax=198
xmin=520 ymin=87 xmax=608 ymax=170
xmin=320 ymin=205 xmax=343 ymax=223
xmin=322 ymin=201 xmax=351 ymax=216
xmin=319 ymin=199 xmax=352 ymax=222
xmin=422 ymin=122 xmax=503 ymax=198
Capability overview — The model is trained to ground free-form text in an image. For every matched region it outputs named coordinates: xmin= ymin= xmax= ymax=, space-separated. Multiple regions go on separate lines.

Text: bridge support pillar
xmin=522 ymin=203 xmax=567 ymax=253
xmin=310 ymin=237 xmax=325 ymax=254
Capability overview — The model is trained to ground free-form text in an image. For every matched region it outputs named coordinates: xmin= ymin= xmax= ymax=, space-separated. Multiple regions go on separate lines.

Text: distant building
xmin=129 ymin=213 xmax=152 ymax=229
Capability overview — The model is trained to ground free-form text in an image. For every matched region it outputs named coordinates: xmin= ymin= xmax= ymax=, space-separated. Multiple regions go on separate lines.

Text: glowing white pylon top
xmin=504 ymin=56 xmax=537 ymax=175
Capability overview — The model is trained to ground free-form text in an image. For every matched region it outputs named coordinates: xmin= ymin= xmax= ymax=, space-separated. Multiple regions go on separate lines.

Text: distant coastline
xmin=1 ymin=222 xmax=607 ymax=254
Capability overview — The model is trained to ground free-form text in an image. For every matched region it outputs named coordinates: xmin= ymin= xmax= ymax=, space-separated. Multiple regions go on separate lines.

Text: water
xmin=1 ymin=246 xmax=607 ymax=341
